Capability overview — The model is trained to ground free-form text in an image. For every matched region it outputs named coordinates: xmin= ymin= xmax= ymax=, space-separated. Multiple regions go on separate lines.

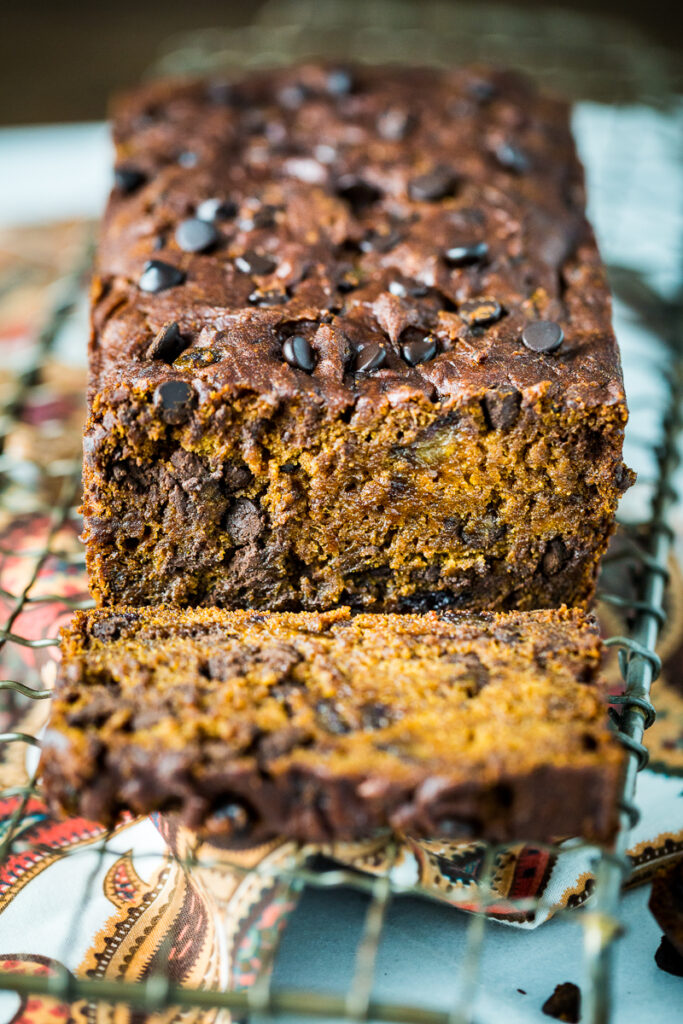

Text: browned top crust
xmin=91 ymin=63 xmax=625 ymax=421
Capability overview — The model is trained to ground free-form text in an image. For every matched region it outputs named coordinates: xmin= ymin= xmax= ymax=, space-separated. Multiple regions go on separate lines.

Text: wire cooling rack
xmin=1 ymin=3 xmax=682 ymax=1022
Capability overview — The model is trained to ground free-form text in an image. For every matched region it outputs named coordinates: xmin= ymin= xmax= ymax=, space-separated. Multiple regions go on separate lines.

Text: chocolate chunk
xmin=460 ymin=297 xmax=502 ymax=326
xmin=445 ymin=242 xmax=489 ymax=266
xmin=337 ymin=176 xmax=383 ymax=213
xmin=542 ymin=538 xmax=568 ymax=577
xmin=145 ymin=321 xmax=188 ymax=363
xmin=196 ymin=197 xmax=237 ymax=222
xmin=482 ymin=388 xmax=521 ymax=430
xmin=235 ymin=250 xmax=277 ymax=276
xmin=409 ymin=167 xmax=457 ymax=202
xmin=225 ymin=498 xmax=263 ymax=545
xmin=402 ymin=337 xmax=438 ymax=366
xmin=377 ymin=108 xmax=415 ymax=141
xmin=326 ymin=67 xmax=354 ymax=95
xmin=315 ymin=699 xmax=351 ymax=735
xmin=522 ymin=320 xmax=564 ymax=353
xmin=175 ymin=218 xmax=219 ymax=254
xmin=355 ymin=342 xmax=387 ymax=372
xmin=495 ymin=142 xmax=530 ymax=174
xmin=541 ymin=982 xmax=580 ymax=1022
xmin=655 ymin=937 xmax=683 ymax=977
xmin=153 ymin=380 xmax=195 ymax=425
xmin=283 ymin=335 xmax=316 ymax=373
xmin=138 ymin=260 xmax=185 ymax=294
xmin=114 ymin=165 xmax=146 ymax=194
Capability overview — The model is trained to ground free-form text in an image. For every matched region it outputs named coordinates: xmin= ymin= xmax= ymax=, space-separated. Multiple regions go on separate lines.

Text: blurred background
xmin=0 ymin=0 xmax=681 ymax=124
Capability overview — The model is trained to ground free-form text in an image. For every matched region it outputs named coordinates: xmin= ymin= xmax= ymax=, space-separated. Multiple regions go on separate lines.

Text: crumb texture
xmin=42 ymin=605 xmax=624 ymax=845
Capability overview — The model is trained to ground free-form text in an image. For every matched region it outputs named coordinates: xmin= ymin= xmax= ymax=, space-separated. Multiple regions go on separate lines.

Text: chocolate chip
xmin=196 ymin=197 xmax=237 ymax=222
xmin=495 ymin=141 xmax=530 ymax=173
xmin=409 ymin=167 xmax=457 ymax=202
xmin=283 ymin=335 xmax=316 ymax=372
xmin=138 ymin=260 xmax=185 ymax=293
xmin=377 ymin=108 xmax=415 ymax=141
xmin=326 ymin=67 xmax=354 ymax=95
xmin=445 ymin=241 xmax=489 ymax=266
xmin=541 ymin=982 xmax=580 ymax=1023
xmin=114 ymin=165 xmax=146 ymax=194
xmin=154 ymin=380 xmax=195 ymax=425
xmin=541 ymin=538 xmax=568 ymax=577
xmin=145 ymin=321 xmax=188 ymax=363
xmin=460 ymin=297 xmax=502 ymax=326
xmin=315 ymin=699 xmax=351 ymax=735
xmin=225 ymin=498 xmax=263 ymax=545
xmin=206 ymin=80 xmax=245 ymax=106
xmin=337 ymin=176 xmax=383 ymax=213
xmin=402 ymin=337 xmax=438 ymax=366
xmin=482 ymin=388 xmax=521 ymax=430
xmin=355 ymin=342 xmax=387 ymax=372
xmin=235 ymin=250 xmax=277 ymax=276
xmin=522 ymin=320 xmax=564 ymax=353
xmin=468 ymin=78 xmax=497 ymax=103
xmin=175 ymin=218 xmax=218 ymax=253
xmin=178 ymin=150 xmax=199 ymax=169
xmin=360 ymin=227 xmax=402 ymax=253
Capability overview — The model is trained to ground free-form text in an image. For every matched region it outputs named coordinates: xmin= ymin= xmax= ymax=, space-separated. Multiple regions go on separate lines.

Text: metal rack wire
xmin=1 ymin=3 xmax=681 ymax=1022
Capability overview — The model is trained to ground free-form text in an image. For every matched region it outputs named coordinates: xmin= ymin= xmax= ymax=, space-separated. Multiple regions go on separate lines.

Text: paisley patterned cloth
xmin=1 ymin=203 xmax=682 ymax=1022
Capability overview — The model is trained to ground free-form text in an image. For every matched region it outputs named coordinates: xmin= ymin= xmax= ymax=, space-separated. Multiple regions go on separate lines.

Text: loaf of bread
xmin=82 ymin=64 xmax=631 ymax=614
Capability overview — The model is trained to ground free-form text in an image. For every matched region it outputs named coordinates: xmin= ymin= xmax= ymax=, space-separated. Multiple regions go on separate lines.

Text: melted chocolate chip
xmin=175 ymin=218 xmax=218 ymax=254
xmin=522 ymin=320 xmax=564 ymax=353
xmin=283 ymin=335 xmax=316 ymax=372
xmin=225 ymin=498 xmax=263 ymax=545
xmin=355 ymin=342 xmax=387 ymax=372
xmin=235 ymin=250 xmax=277 ymax=276
xmin=337 ymin=176 xmax=383 ymax=213
xmin=114 ymin=165 xmax=146 ymax=194
xmin=402 ymin=336 xmax=438 ymax=366
xmin=495 ymin=141 xmax=530 ymax=174
xmin=482 ymin=388 xmax=521 ymax=430
xmin=138 ymin=260 xmax=185 ymax=293
xmin=196 ymin=197 xmax=237 ymax=222
xmin=409 ymin=167 xmax=458 ymax=202
xmin=145 ymin=321 xmax=188 ymax=363
xmin=460 ymin=297 xmax=502 ymax=326
xmin=541 ymin=538 xmax=568 ymax=577
xmin=154 ymin=380 xmax=196 ymax=425
xmin=445 ymin=241 xmax=489 ymax=266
